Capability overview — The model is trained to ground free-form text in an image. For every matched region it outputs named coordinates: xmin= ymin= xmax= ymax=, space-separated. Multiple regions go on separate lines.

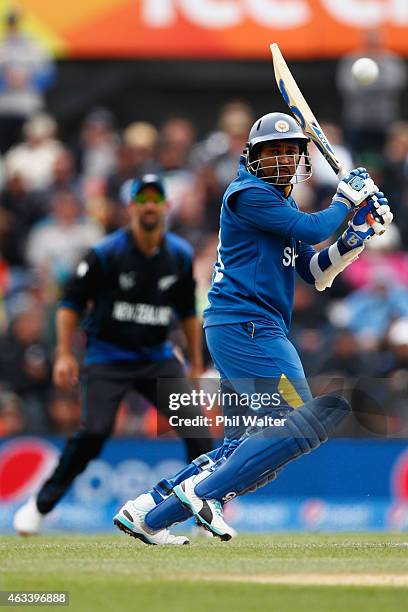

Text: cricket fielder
xmin=114 ymin=113 xmax=393 ymax=544
xmin=13 ymin=174 xmax=212 ymax=542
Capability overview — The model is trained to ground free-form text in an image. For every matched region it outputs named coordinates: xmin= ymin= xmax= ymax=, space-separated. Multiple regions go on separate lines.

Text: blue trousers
xmin=206 ymin=320 xmax=312 ymax=439
xmin=146 ymin=320 xmax=312 ymax=520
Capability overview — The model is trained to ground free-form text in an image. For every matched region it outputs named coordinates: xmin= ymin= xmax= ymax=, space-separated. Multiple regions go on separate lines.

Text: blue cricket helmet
xmin=247 ymin=112 xmax=309 ymax=155
xmin=245 ymin=113 xmax=312 ymax=185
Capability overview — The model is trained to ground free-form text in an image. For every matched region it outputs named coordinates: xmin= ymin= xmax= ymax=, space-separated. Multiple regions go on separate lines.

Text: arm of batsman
xmin=310 ymin=241 xmax=363 ymax=292
xmin=333 ymin=167 xmax=379 ymax=209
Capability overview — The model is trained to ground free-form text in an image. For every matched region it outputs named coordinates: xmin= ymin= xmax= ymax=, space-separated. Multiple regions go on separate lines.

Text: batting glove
xmin=341 ymin=193 xmax=393 ymax=250
xmin=371 ymin=192 xmax=393 ymax=228
xmin=334 ymin=167 xmax=378 ymax=209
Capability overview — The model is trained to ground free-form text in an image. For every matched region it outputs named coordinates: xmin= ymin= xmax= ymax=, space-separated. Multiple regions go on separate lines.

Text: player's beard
xmin=269 ymin=166 xmax=295 ymax=186
xmin=258 ymin=156 xmax=297 ymax=186
xmin=139 ymin=212 xmax=161 ymax=231
xmin=274 ymin=169 xmax=293 ymax=184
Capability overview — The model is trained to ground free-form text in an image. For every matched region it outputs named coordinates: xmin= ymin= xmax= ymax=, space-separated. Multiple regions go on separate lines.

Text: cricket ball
xmin=351 ymin=57 xmax=379 ymax=86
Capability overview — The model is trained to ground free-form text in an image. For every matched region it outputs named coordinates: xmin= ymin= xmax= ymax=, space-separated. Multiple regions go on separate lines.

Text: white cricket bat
xmin=270 ymin=42 xmax=383 ymax=234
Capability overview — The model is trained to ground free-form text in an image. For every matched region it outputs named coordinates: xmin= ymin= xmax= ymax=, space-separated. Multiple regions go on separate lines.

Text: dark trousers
xmin=37 ymin=358 xmax=212 ymax=514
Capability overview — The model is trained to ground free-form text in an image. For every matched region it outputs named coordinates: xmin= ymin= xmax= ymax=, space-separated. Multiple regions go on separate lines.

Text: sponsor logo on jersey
xmin=119 ymin=272 xmax=137 ymax=290
xmin=282 ymin=245 xmax=299 ymax=267
xmin=275 ymin=120 xmax=290 ymax=133
xmin=158 ymin=274 xmax=177 ymax=292
xmin=112 ymin=302 xmax=171 ymax=325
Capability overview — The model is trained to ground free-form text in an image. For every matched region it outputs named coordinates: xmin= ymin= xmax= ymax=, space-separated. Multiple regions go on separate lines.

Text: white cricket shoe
xmin=190 ymin=523 xmax=213 ymax=538
xmin=173 ymin=472 xmax=236 ymax=541
xmin=13 ymin=498 xmax=43 ymax=536
xmin=113 ymin=493 xmax=189 ymax=546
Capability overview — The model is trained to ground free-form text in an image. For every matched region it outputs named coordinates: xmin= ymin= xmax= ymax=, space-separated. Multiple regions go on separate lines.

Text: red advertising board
xmin=3 ymin=0 xmax=408 ymax=58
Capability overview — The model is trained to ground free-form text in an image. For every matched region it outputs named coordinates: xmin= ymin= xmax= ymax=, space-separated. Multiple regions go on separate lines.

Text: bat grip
xmin=361 ymin=201 xmax=385 ymax=236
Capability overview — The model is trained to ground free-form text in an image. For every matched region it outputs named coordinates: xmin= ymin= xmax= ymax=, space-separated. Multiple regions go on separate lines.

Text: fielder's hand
xmin=53 ymin=352 xmax=79 ymax=389
xmin=334 ymin=167 xmax=378 ymax=209
xmin=341 ymin=192 xmax=393 ymax=249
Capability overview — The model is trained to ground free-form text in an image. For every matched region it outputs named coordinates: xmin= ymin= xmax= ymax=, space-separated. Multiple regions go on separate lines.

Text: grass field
xmin=2 ymin=533 xmax=408 ymax=611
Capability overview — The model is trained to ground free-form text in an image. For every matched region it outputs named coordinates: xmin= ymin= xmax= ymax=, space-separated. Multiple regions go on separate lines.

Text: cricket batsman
xmin=113 ymin=112 xmax=393 ymax=544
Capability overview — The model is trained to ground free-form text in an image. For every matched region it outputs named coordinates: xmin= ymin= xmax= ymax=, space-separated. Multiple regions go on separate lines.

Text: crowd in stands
xmin=0 ymin=14 xmax=407 ymax=439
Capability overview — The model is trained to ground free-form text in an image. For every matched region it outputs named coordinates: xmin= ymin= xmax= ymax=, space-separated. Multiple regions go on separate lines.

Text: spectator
xmin=76 ymin=108 xmax=118 ymax=183
xmin=319 ymin=331 xmax=369 ymax=378
xmin=383 ymin=318 xmax=408 ymax=376
xmin=0 ymin=297 xmax=52 ymax=433
xmin=157 ymin=118 xmax=204 ymax=247
xmin=0 ymin=9 xmax=55 ymax=153
xmin=158 ymin=117 xmax=196 ymax=172
xmin=106 ymin=142 xmax=141 ymax=202
xmin=45 ymin=148 xmax=82 ymax=202
xmin=121 ymin=121 xmax=159 ymax=175
xmin=47 ymin=391 xmax=80 ymax=435
xmin=25 ymin=190 xmax=103 ymax=285
xmin=0 ymin=152 xmax=4 ymax=191
xmin=0 ymin=172 xmax=46 ymax=266
xmin=193 ymin=101 xmax=254 ymax=232
xmin=342 ymin=224 xmax=408 ymax=290
xmin=4 ymin=113 xmax=63 ymax=191
xmin=331 ymin=273 xmax=408 ymax=350
xmin=290 ymin=281 xmax=331 ymax=376
xmin=0 ymin=391 xmax=25 ymax=436
xmin=382 ymin=121 xmax=408 ymax=217
xmin=84 ymin=178 xmax=124 ymax=235
xmin=106 ymin=122 xmax=160 ymax=209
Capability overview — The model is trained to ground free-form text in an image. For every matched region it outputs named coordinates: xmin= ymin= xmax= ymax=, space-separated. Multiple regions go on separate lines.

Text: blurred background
xmin=1 ymin=0 xmax=408 ymax=533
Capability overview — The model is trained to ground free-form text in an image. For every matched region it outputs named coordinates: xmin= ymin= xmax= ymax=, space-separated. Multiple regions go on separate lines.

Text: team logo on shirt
xmin=119 ymin=272 xmax=137 ymax=290
xmin=158 ymin=275 xmax=178 ymax=291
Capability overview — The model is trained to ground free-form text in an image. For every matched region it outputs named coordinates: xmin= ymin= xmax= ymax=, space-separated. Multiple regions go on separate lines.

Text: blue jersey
xmin=204 ymin=158 xmax=349 ymax=333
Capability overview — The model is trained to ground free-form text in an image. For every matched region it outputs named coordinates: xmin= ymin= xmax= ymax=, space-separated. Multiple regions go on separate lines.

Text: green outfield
xmin=1 ymin=533 xmax=408 ymax=611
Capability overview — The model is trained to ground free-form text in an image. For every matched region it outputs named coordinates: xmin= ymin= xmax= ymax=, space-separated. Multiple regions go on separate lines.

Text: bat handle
xmin=337 ymin=166 xmax=347 ymax=180
xmin=361 ymin=200 xmax=385 ymax=236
